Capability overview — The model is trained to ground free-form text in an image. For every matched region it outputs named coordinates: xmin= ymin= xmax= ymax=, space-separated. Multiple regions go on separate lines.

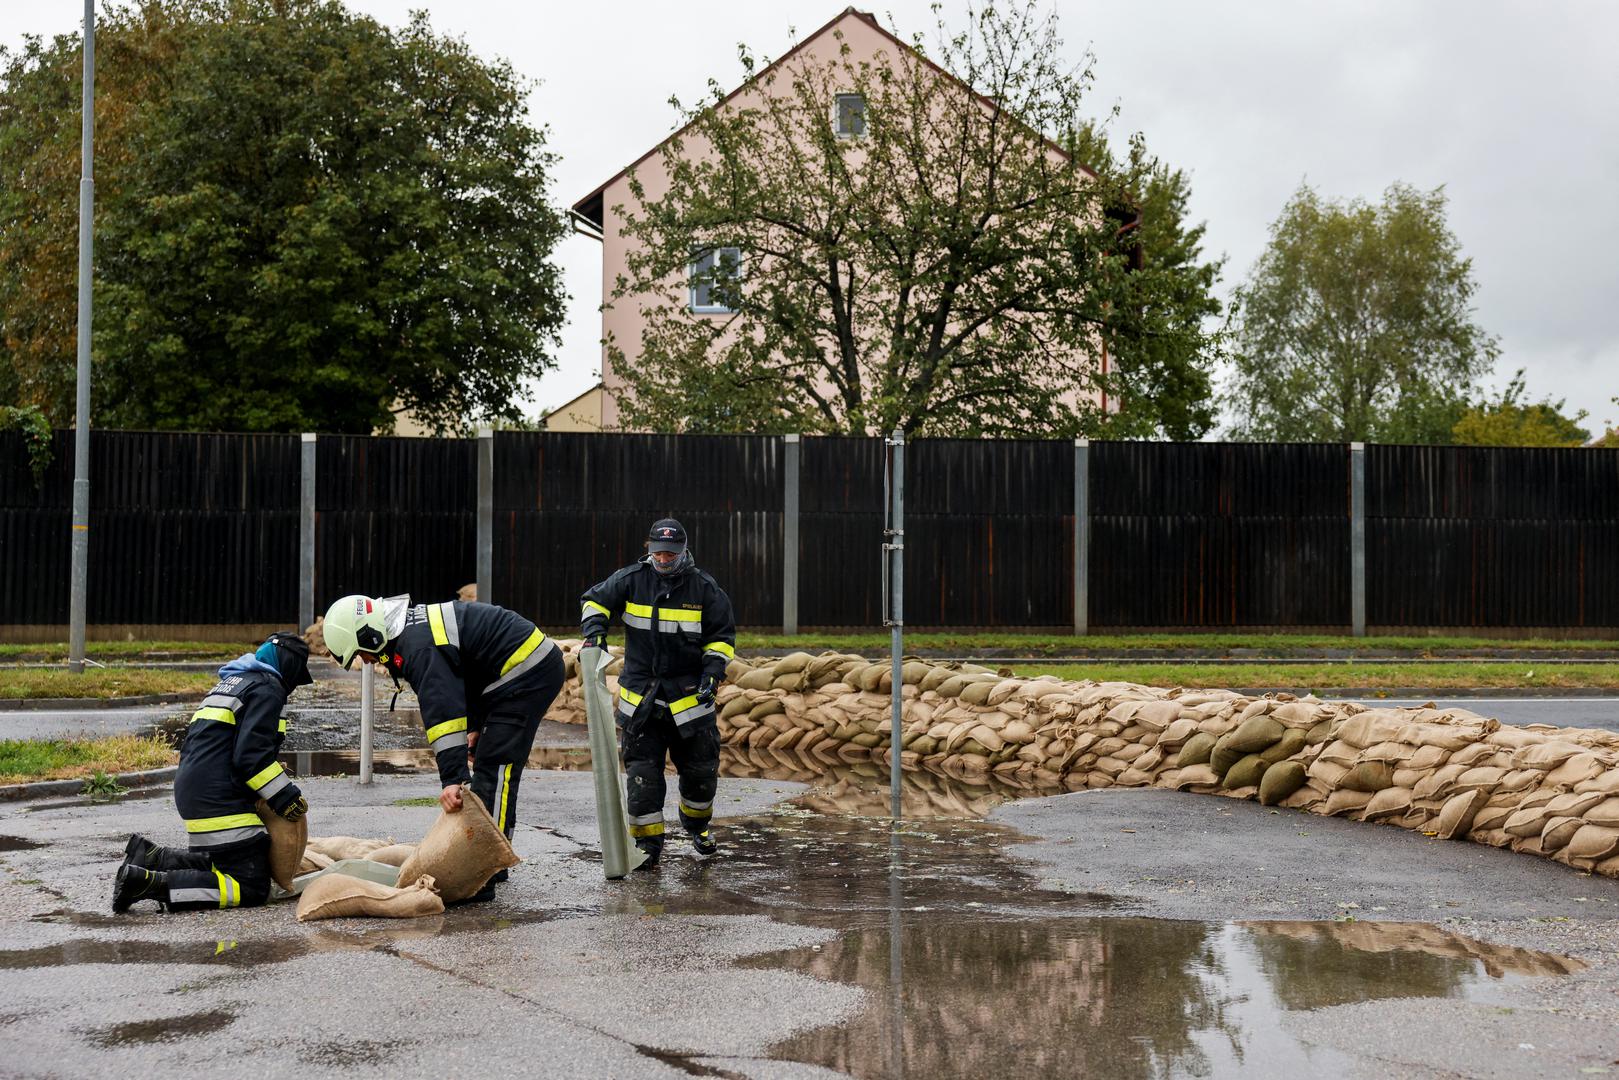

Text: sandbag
xmin=306 ymin=835 xmax=394 ymax=862
xmin=1259 ymin=761 xmax=1307 ymax=806
xmin=296 ymin=873 xmax=445 ymax=921
xmin=1176 ymin=732 xmax=1217 ymax=767
xmin=366 ymin=843 xmax=417 ymax=867
xmin=1433 ymin=789 xmax=1488 ymax=840
xmin=1227 ymin=715 xmax=1284 ymax=754
xmin=396 ymin=789 xmax=520 ymax=903
xmin=255 ymin=799 xmax=307 ymax=893
xmin=1340 ymin=761 xmax=1394 ymax=794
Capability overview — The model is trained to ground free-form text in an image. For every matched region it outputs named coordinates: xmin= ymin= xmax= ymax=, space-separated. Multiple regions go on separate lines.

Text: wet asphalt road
xmin=1 ymin=765 xmax=1618 ymax=1078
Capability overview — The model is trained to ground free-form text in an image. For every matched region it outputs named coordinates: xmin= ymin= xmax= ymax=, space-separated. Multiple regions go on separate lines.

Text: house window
xmin=834 ymin=93 xmax=867 ymax=137
xmin=689 ymin=246 xmax=743 ymax=313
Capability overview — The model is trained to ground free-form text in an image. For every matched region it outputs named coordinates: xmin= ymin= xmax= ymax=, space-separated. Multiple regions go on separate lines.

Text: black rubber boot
xmin=122 ymin=833 xmax=159 ymax=868
xmin=689 ymin=829 xmax=717 ymax=861
xmin=112 ymin=864 xmax=166 ymax=914
xmin=633 ymin=837 xmax=662 ymax=871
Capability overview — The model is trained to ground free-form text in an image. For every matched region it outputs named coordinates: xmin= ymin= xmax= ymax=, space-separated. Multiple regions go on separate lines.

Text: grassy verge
xmin=0 ymin=670 xmax=217 ymax=700
xmin=730 ymin=632 xmax=1619 ymax=654
xmin=0 ymin=641 xmax=243 ymax=662
xmin=0 ymin=735 xmax=177 ymax=784
xmin=1006 ymin=662 xmax=1619 ymax=691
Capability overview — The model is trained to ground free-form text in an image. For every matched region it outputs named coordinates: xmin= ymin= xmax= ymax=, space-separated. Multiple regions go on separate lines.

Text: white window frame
xmin=833 ymin=92 xmax=867 ymax=138
xmin=689 ymin=246 xmax=743 ymax=314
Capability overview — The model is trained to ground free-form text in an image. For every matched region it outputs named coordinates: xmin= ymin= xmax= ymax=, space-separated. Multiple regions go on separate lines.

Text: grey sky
xmin=6 ymin=1 xmax=1616 ymax=431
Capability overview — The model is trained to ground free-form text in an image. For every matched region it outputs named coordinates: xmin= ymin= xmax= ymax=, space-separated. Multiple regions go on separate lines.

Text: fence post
xmin=299 ymin=433 xmax=316 ymax=631
xmin=1350 ymin=442 xmax=1366 ymax=638
xmin=1074 ymin=438 xmax=1090 ymax=637
xmin=477 ymin=426 xmax=493 ymax=605
xmin=783 ymin=434 xmax=800 ymax=635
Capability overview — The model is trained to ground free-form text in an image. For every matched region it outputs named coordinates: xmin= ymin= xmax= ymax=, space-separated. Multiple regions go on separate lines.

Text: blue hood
xmin=218 ymin=654 xmax=281 ymax=681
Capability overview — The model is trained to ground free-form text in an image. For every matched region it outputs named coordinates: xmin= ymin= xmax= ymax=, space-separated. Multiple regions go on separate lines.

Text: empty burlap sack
xmin=297 ymin=849 xmax=334 ymax=875
xmin=255 ymin=799 xmax=307 ymax=892
xmin=395 ymin=788 xmax=520 ymax=902
xmin=365 ymin=843 xmax=418 ymax=867
xmin=296 ymin=873 xmax=445 ymax=922
xmin=306 ymin=835 xmax=395 ymax=861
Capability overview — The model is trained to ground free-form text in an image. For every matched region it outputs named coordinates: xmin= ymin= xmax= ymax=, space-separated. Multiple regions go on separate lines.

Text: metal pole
xmin=1073 ymin=438 xmax=1090 ymax=637
xmin=476 ymin=426 xmax=493 ymax=604
xmin=359 ymin=662 xmax=375 ymax=785
xmin=885 ymin=429 xmax=905 ymax=820
xmin=68 ymin=0 xmax=96 ymax=674
xmin=299 ymin=433 xmax=316 ymax=631
xmin=782 ymin=434 xmax=800 ymax=635
xmin=1350 ymin=442 xmax=1366 ymax=638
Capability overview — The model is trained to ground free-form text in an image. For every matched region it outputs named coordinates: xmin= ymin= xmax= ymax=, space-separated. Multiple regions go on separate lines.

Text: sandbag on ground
xmin=365 ymin=843 xmax=417 ymax=867
xmin=395 ymin=788 xmax=520 ymax=903
xmin=296 ymin=873 xmax=445 ymax=921
xmin=305 ymin=835 xmax=395 ymax=862
xmin=255 ymin=799 xmax=307 ymax=892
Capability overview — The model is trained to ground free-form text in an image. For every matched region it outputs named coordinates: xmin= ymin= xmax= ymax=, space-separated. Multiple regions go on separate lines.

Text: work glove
xmin=696 ymin=673 xmax=719 ymax=708
xmin=582 ymin=632 xmax=606 ymax=651
xmin=269 ymin=786 xmax=308 ymax=822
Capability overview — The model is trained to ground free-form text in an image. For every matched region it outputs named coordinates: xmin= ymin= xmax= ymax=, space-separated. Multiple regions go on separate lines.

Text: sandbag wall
xmin=549 ymin=642 xmax=1619 ymax=879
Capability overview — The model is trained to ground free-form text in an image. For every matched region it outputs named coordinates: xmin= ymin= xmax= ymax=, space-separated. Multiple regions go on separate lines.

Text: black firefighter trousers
xmin=468 ymin=647 xmax=565 ymax=845
xmin=621 ymin=702 xmax=720 ymax=855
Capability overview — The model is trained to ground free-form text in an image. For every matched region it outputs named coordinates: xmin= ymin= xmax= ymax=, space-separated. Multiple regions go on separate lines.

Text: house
xmin=569 ymin=6 xmax=1115 ymax=433
xmin=541 ymin=381 xmax=608 ymax=432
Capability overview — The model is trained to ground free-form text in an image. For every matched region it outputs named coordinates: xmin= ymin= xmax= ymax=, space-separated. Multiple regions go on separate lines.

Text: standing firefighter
xmin=112 ymin=633 xmax=313 ymax=913
xmin=581 ymin=518 xmax=736 ymax=867
xmin=320 ymin=594 xmax=564 ymax=901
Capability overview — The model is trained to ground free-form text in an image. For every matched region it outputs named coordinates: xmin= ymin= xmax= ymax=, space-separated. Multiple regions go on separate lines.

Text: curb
xmin=0 ymin=694 xmax=194 ymax=711
xmin=0 ymin=766 xmax=178 ymax=802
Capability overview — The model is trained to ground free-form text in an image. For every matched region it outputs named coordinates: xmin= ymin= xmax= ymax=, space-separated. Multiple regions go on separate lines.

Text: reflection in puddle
xmin=0 ymin=835 xmax=45 ymax=852
xmin=84 ymin=1009 xmax=235 ymax=1047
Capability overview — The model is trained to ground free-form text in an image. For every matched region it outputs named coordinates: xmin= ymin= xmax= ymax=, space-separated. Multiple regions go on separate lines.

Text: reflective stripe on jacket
xmin=174 ymin=669 xmax=291 ymax=846
xmin=579 ymin=557 xmax=736 ymax=707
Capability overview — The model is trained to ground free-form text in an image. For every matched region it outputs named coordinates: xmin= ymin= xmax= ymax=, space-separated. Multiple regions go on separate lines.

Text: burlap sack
xmin=396 ymin=788 xmax=520 ymax=902
xmin=297 ymin=850 xmax=334 ymax=875
xmin=366 ymin=843 xmax=418 ymax=867
xmin=306 ymin=835 xmax=394 ymax=861
xmin=255 ymin=799 xmax=307 ymax=892
xmin=296 ymin=873 xmax=445 ymax=922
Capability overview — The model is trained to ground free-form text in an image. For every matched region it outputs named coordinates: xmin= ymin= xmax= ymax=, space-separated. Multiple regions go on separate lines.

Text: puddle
xmin=0 ymin=836 xmax=44 ymax=852
xmin=83 ymin=1009 xmax=235 ymax=1047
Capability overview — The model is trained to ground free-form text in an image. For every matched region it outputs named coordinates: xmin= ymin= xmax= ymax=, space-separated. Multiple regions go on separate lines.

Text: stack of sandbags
xmin=534 ymin=644 xmax=1619 ymax=881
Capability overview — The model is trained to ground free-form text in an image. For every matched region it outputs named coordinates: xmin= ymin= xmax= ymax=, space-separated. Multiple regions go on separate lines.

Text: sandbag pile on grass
xmin=539 ymin=642 xmax=1619 ymax=880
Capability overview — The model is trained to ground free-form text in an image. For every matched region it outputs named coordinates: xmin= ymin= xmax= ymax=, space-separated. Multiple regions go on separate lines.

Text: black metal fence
xmin=3 ymin=429 xmax=1617 ymax=631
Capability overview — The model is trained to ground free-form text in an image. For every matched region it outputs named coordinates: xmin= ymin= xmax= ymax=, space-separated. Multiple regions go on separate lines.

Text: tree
xmin=1224 ymin=182 xmax=1498 ymax=443
xmin=608 ymin=3 xmax=1223 ymax=438
xmin=0 ymin=0 xmax=566 ymax=434
xmin=1450 ymin=370 xmax=1590 ymax=447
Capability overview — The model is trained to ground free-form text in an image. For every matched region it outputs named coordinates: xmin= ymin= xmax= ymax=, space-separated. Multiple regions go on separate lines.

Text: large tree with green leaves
xmin=0 ymin=0 xmax=566 ymax=434
xmin=1224 ymin=181 xmax=1498 ymax=443
xmin=608 ymin=3 xmax=1223 ymax=438
xmin=1451 ymin=370 xmax=1590 ymax=447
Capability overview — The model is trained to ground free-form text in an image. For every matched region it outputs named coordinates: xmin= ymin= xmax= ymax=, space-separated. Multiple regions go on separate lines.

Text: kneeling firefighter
xmin=113 ymin=633 xmax=313 ymax=913
xmin=580 ymin=518 xmax=736 ymax=866
xmin=320 ymin=594 xmax=565 ymax=899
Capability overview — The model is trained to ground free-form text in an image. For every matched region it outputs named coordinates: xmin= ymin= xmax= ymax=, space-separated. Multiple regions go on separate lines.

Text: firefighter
xmin=319 ymin=593 xmax=564 ymax=900
xmin=112 ymin=633 xmax=313 ymax=913
xmin=580 ymin=518 xmax=736 ymax=867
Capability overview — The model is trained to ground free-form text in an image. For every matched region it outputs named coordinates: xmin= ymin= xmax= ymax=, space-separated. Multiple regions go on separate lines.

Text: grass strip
xmin=1006 ymin=662 xmax=1619 ymax=691
xmin=0 ymin=734 xmax=177 ymax=784
xmin=0 ymin=670 xmax=217 ymax=700
xmin=0 ymin=641 xmax=246 ymax=662
xmin=732 ymin=631 xmax=1619 ymax=654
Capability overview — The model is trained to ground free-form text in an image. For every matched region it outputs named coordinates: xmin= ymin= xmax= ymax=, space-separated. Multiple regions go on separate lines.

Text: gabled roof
xmin=570 ymin=6 xmax=1094 ymax=230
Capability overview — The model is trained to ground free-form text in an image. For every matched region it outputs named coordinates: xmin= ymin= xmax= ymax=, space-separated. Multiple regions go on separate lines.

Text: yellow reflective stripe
xmin=500 ymin=629 xmax=545 ymax=676
xmin=582 ymin=600 xmax=611 ymax=617
xmin=679 ymin=802 xmax=713 ymax=819
xmin=428 ymin=603 xmax=449 ymax=646
xmin=702 ymin=641 xmax=735 ymax=659
xmin=191 ymin=706 xmax=236 ymax=725
xmin=214 ymin=868 xmax=229 ymax=908
xmin=661 ymin=608 xmax=702 ymax=623
xmin=619 ymin=686 xmax=644 ymax=706
xmin=629 ymin=821 xmax=666 ymax=838
xmin=246 ymin=762 xmax=284 ymax=790
xmin=624 ymin=601 xmax=653 ymax=618
xmin=185 ymin=813 xmax=264 ymax=833
xmin=425 ymin=717 xmax=468 ymax=743
xmin=669 ymin=693 xmax=703 ymax=714
xmin=498 ymin=763 xmax=512 ymax=832
xmin=277 ymin=717 xmax=288 ymax=733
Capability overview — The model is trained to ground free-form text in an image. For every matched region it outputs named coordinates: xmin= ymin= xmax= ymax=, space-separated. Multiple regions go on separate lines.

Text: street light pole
xmin=68 ymin=0 xmax=96 ymax=674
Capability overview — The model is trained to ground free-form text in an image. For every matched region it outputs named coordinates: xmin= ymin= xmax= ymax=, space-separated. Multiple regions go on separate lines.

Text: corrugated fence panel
xmin=1368 ymin=445 xmax=1619 ymax=627
xmin=800 ymin=437 xmax=883 ymax=627
xmin=1090 ymin=442 xmax=1350 ymax=627
xmin=315 ymin=436 xmax=475 ymax=608
xmin=492 ymin=433 xmax=782 ymax=627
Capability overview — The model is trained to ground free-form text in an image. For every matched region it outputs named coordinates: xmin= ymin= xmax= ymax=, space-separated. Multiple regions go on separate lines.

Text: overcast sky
xmin=6 ymin=1 xmax=1616 ymax=432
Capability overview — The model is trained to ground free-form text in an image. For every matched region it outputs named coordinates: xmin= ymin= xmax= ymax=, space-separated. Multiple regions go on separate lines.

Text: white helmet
xmin=322 ymin=595 xmax=388 ymax=670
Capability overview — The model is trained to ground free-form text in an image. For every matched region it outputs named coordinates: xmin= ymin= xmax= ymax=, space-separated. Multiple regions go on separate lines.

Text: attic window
xmin=834 ymin=93 xmax=867 ymax=137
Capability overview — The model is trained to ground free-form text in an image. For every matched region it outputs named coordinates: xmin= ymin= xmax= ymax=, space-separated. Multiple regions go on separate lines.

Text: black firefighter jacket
xmin=385 ymin=600 xmax=558 ymax=789
xmin=579 ymin=556 xmax=736 ymax=736
xmin=174 ymin=662 xmax=300 ymax=850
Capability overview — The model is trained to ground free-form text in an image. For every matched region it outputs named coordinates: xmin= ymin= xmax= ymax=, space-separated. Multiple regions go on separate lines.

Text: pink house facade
xmin=569 ymin=7 xmax=1112 ymax=432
